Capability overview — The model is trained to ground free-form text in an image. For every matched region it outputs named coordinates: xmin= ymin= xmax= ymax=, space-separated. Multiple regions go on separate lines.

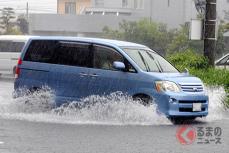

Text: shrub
xmin=168 ymin=49 xmax=209 ymax=71
xmin=190 ymin=68 xmax=229 ymax=87
xmin=168 ymin=50 xmax=229 ymax=105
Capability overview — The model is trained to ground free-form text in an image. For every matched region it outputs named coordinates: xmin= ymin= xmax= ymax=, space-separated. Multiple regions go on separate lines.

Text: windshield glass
xmin=123 ymin=48 xmax=178 ymax=73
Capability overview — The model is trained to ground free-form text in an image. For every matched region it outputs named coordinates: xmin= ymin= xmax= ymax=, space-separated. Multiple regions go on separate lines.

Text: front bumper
xmin=155 ymin=91 xmax=208 ymax=117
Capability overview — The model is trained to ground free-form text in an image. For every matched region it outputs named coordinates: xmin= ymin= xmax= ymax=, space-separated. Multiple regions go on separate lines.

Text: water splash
xmin=203 ymin=86 xmax=228 ymax=121
xmin=0 ymin=85 xmax=228 ymax=125
xmin=1 ymin=87 xmax=53 ymax=114
xmin=0 ymin=89 xmax=169 ymax=125
xmin=52 ymin=92 xmax=169 ymax=125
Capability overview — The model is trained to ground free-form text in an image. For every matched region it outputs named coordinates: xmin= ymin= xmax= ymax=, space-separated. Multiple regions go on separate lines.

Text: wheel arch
xmin=132 ymin=93 xmax=152 ymax=100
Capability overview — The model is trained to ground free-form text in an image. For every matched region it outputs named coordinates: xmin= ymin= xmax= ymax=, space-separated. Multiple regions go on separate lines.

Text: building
xmin=56 ymin=0 xmax=198 ymax=28
xmin=29 ymin=14 xmax=139 ymax=36
xmin=57 ymin=0 xmax=92 ymax=15
xmin=29 ymin=0 xmax=229 ymax=37
xmin=217 ymin=0 xmax=229 ymax=21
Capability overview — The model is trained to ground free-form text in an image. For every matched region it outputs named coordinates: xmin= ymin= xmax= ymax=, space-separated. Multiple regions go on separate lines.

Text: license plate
xmin=193 ymin=103 xmax=202 ymax=112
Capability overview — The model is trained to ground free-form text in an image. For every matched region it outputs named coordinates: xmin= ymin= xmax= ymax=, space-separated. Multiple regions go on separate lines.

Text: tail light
xmin=15 ymin=58 xmax=22 ymax=79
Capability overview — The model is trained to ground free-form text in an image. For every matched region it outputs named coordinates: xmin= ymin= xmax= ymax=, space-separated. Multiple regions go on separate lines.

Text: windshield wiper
xmin=138 ymin=51 xmax=150 ymax=72
xmin=146 ymin=51 xmax=163 ymax=73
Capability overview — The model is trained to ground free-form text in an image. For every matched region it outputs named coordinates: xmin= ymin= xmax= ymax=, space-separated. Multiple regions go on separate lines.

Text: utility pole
xmin=149 ymin=0 xmax=152 ymax=22
xmin=204 ymin=0 xmax=217 ymax=66
xmin=26 ymin=2 xmax=29 ymax=21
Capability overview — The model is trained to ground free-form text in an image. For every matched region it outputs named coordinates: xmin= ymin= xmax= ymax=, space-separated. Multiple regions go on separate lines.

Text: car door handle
xmin=89 ymin=74 xmax=99 ymax=77
xmin=79 ymin=72 xmax=88 ymax=77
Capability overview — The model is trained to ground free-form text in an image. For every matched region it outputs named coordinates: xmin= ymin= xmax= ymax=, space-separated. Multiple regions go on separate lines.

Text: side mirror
xmin=113 ymin=61 xmax=125 ymax=71
xmin=183 ymin=68 xmax=189 ymax=75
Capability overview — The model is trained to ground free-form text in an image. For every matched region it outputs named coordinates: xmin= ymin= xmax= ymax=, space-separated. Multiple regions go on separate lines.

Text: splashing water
xmin=52 ymin=92 xmax=170 ymax=125
xmin=0 ymin=87 xmax=169 ymax=125
xmin=204 ymin=86 xmax=228 ymax=121
xmin=0 ymin=83 xmax=228 ymax=125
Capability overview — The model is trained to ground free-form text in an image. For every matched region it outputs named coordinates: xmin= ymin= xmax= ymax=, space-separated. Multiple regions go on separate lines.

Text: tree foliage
xmin=17 ymin=15 xmax=29 ymax=34
xmin=224 ymin=23 xmax=229 ymax=32
xmin=102 ymin=19 xmax=203 ymax=56
xmin=0 ymin=7 xmax=16 ymax=34
xmin=0 ymin=8 xmax=28 ymax=35
xmin=103 ymin=19 xmax=173 ymax=56
xmin=168 ymin=49 xmax=209 ymax=71
xmin=103 ymin=19 xmax=227 ymax=58
xmin=167 ymin=24 xmax=204 ymax=55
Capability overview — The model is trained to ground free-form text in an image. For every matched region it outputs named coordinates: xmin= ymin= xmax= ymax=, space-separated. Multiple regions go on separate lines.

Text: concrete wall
xmin=29 ymin=14 xmax=140 ymax=36
xmin=217 ymin=0 xmax=229 ymax=21
xmin=91 ymin=0 xmax=125 ymax=8
xmin=138 ymin=0 xmax=198 ymax=28
xmin=87 ymin=0 xmax=199 ymax=28
xmin=90 ymin=0 xmax=144 ymax=9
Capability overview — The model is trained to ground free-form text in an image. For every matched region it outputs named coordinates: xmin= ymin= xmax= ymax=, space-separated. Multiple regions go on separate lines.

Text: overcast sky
xmin=0 ymin=0 xmax=57 ymax=14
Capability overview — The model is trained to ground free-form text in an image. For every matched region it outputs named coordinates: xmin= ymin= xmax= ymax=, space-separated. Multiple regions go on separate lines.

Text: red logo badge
xmin=176 ymin=125 xmax=196 ymax=145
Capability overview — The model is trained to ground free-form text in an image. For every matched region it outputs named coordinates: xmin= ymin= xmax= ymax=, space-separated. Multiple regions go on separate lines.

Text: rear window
xmin=0 ymin=40 xmax=25 ymax=52
xmin=24 ymin=40 xmax=91 ymax=67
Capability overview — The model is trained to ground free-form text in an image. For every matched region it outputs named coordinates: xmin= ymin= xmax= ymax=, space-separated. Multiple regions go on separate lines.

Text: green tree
xmin=0 ymin=7 xmax=16 ymax=34
xmin=7 ymin=27 xmax=22 ymax=35
xmin=17 ymin=15 xmax=29 ymax=34
xmin=167 ymin=24 xmax=203 ymax=55
xmin=215 ymin=22 xmax=227 ymax=58
xmin=225 ymin=23 xmax=229 ymax=32
xmin=103 ymin=19 xmax=174 ymax=56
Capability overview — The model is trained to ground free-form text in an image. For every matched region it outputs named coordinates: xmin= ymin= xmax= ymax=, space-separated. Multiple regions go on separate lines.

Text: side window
xmin=12 ymin=42 xmax=25 ymax=52
xmin=53 ymin=41 xmax=91 ymax=67
xmin=24 ymin=40 xmax=57 ymax=63
xmin=93 ymin=45 xmax=136 ymax=72
xmin=93 ymin=46 xmax=124 ymax=71
xmin=24 ymin=40 xmax=91 ymax=68
xmin=0 ymin=41 xmax=25 ymax=52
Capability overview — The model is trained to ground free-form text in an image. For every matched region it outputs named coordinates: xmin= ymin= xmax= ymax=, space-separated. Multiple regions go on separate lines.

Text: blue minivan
xmin=14 ymin=37 xmax=208 ymax=119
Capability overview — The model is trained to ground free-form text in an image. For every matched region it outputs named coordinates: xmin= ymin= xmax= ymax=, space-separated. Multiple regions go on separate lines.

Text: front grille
xmin=179 ymin=108 xmax=205 ymax=112
xmin=179 ymin=84 xmax=203 ymax=92
xmin=179 ymin=100 xmax=206 ymax=104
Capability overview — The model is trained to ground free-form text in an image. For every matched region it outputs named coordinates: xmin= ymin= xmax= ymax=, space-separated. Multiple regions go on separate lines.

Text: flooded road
xmin=0 ymin=79 xmax=228 ymax=153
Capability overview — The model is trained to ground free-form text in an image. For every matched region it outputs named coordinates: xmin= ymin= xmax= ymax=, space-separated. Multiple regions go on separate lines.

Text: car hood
xmin=148 ymin=72 xmax=203 ymax=84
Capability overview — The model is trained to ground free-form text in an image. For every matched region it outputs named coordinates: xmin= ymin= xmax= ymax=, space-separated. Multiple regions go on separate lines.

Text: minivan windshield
xmin=123 ymin=48 xmax=178 ymax=73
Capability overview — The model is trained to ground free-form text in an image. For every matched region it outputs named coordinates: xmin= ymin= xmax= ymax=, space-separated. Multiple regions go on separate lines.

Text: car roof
xmin=0 ymin=35 xmax=36 ymax=41
xmin=29 ymin=36 xmax=148 ymax=48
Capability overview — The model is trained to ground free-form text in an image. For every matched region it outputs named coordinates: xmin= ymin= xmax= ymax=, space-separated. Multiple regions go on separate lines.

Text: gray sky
xmin=0 ymin=0 xmax=57 ymax=14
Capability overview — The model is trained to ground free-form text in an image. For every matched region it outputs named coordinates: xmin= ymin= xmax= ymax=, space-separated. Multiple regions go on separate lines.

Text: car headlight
xmin=155 ymin=81 xmax=181 ymax=93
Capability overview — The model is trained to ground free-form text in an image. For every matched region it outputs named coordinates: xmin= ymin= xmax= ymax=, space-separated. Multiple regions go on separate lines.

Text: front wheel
xmin=133 ymin=95 xmax=152 ymax=106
